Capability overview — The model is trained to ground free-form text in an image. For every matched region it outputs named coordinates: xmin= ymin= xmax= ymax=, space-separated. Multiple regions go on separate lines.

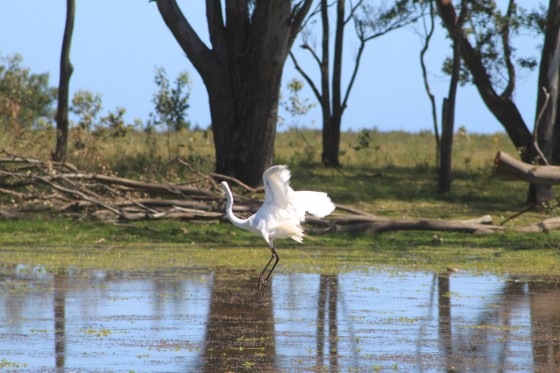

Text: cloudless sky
xmin=0 ymin=0 xmax=544 ymax=134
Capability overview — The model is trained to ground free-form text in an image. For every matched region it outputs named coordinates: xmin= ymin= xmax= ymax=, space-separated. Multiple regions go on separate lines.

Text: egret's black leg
xmin=257 ymin=245 xmax=279 ymax=294
xmin=258 ymin=251 xmax=275 ymax=291
xmin=264 ymin=247 xmax=279 ymax=284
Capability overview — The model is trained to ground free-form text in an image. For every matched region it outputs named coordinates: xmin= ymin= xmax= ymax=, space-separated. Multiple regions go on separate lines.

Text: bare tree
xmin=53 ymin=0 xmax=75 ymax=162
xmin=154 ymin=0 xmax=313 ymax=186
xmin=291 ymin=0 xmax=423 ymax=167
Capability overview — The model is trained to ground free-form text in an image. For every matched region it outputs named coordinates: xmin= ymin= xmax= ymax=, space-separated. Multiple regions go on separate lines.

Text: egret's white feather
xmin=294 ymin=191 xmax=336 ymax=220
xmin=262 ymin=165 xmax=293 ymax=210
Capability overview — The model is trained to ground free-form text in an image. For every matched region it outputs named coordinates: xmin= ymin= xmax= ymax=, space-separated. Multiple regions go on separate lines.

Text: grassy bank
xmin=0 ymin=217 xmax=559 ymax=277
xmin=1 ymin=128 xmax=559 ymax=276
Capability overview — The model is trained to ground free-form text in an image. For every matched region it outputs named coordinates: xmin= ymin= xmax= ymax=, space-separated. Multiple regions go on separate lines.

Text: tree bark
xmin=439 ymin=98 xmax=453 ymax=193
xmin=530 ymin=0 xmax=560 ymax=203
xmin=155 ymin=0 xmax=313 ymax=187
xmin=438 ymin=0 xmax=465 ymax=193
xmin=322 ymin=0 xmax=345 ymax=167
xmin=53 ymin=0 xmax=75 ymax=162
xmin=537 ymin=0 xmax=560 ymax=164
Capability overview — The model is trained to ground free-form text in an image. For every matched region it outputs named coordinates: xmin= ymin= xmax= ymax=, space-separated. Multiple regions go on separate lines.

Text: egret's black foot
xmin=256 ymin=276 xmax=268 ymax=297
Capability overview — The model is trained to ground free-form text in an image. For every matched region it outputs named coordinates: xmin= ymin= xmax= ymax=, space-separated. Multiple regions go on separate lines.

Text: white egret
xmin=219 ymin=165 xmax=335 ymax=292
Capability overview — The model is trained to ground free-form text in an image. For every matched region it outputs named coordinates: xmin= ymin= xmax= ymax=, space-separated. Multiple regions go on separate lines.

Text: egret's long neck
xmin=223 ymin=184 xmax=249 ymax=228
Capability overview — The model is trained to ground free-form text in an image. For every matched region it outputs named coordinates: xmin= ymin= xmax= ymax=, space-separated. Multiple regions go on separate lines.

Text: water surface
xmin=1 ymin=266 xmax=559 ymax=371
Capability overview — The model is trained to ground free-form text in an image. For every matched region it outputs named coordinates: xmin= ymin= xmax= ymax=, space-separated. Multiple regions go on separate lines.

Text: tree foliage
xmin=283 ymin=78 xmax=316 ymax=121
xmin=151 ymin=67 xmax=191 ymax=132
xmin=441 ymin=0 xmax=542 ymax=92
xmin=0 ymin=54 xmax=56 ymax=129
xmin=70 ymin=90 xmax=102 ymax=131
xmin=100 ymin=106 xmax=128 ymax=138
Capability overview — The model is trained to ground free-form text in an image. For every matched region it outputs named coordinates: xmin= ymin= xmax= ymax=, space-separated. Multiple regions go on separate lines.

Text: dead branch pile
xmin=0 ymin=154 xmax=243 ymax=221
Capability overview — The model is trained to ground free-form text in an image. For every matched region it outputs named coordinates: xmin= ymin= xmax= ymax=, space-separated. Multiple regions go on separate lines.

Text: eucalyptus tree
xmin=154 ymin=0 xmax=313 ymax=186
xmin=435 ymin=0 xmax=557 ymax=203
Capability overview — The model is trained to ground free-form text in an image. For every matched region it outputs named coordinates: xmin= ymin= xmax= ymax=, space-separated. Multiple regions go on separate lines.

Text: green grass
xmin=1 ymin=128 xmax=560 ymax=277
xmin=1 ymin=216 xmax=559 ymax=277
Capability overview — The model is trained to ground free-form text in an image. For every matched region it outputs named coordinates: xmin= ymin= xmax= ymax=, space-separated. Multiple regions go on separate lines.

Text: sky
xmin=0 ymin=0 xmax=545 ymax=134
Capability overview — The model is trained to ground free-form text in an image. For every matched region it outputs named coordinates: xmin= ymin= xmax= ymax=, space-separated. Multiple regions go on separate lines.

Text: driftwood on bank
xmin=307 ymin=214 xmax=502 ymax=235
xmin=515 ymin=217 xmax=560 ymax=233
xmin=0 ymin=152 xmax=558 ymax=234
xmin=494 ymin=151 xmax=560 ymax=185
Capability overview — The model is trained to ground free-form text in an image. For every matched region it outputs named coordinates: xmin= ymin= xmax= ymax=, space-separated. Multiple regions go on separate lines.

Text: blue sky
xmin=0 ymin=0 xmax=544 ymax=134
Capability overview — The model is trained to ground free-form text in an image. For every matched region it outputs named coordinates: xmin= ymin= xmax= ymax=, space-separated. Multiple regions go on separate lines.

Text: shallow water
xmin=1 ymin=265 xmax=559 ymax=372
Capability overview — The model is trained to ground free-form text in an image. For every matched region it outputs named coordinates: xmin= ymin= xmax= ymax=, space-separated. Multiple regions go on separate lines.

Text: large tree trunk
xmin=538 ymin=0 xmax=560 ymax=164
xmin=209 ymin=67 xmax=280 ymax=186
xmin=53 ymin=0 xmax=75 ymax=162
xmin=530 ymin=0 xmax=560 ymax=203
xmin=156 ymin=0 xmax=313 ymax=187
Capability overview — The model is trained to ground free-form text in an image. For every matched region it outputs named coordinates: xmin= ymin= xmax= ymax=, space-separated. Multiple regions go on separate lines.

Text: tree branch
xmin=206 ymin=0 xmax=226 ymax=52
xmin=289 ymin=0 xmax=315 ymax=46
xmin=289 ymin=52 xmax=323 ymax=103
xmin=419 ymin=0 xmax=440 ymax=165
xmin=533 ymin=86 xmax=551 ymax=165
xmin=500 ymin=0 xmax=517 ymax=99
xmin=155 ymin=0 xmax=215 ymax=75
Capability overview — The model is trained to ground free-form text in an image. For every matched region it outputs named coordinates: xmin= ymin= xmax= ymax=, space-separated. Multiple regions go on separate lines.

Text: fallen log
xmin=514 ymin=217 xmax=560 ymax=233
xmin=329 ymin=217 xmax=503 ymax=235
xmin=495 ymin=151 xmax=560 ymax=185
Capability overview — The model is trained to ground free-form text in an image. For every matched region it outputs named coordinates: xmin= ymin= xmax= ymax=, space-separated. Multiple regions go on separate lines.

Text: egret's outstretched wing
xmin=262 ymin=165 xmax=293 ymax=209
xmin=294 ymin=191 xmax=335 ymax=221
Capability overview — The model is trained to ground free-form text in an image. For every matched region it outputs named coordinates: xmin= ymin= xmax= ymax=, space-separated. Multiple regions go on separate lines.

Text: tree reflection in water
xmin=1 ymin=267 xmax=560 ymax=371
xmin=200 ymin=270 xmax=276 ymax=371
xmin=54 ymin=271 xmax=67 ymax=369
xmin=529 ymin=280 xmax=560 ymax=370
xmin=316 ymin=274 xmax=338 ymax=372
